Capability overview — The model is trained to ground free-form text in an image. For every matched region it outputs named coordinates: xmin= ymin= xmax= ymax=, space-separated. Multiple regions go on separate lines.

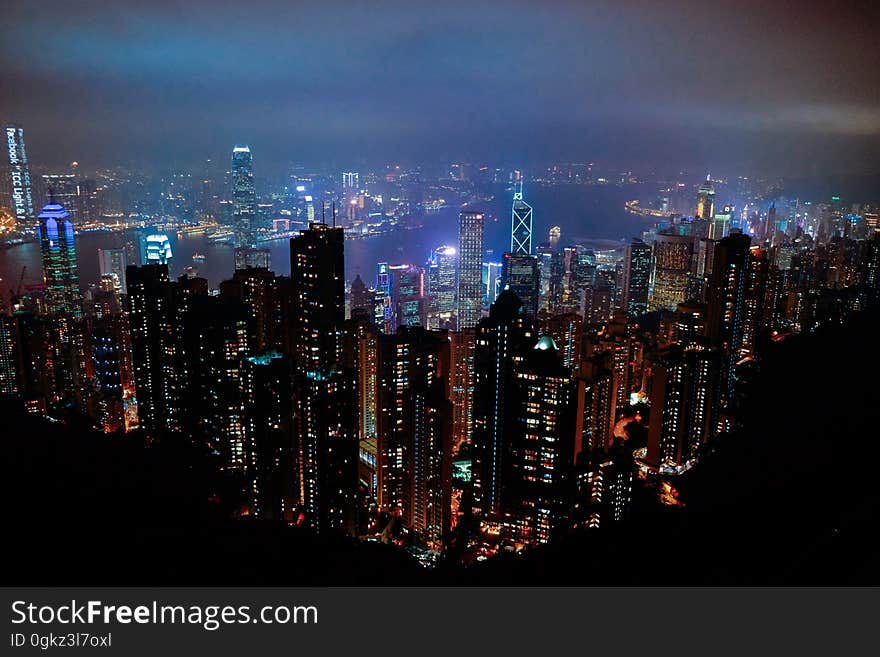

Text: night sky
xmin=2 ymin=0 xmax=879 ymax=175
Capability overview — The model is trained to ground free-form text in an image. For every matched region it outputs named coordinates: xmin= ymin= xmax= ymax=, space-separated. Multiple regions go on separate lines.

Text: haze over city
xmin=3 ymin=0 xmax=879 ymax=175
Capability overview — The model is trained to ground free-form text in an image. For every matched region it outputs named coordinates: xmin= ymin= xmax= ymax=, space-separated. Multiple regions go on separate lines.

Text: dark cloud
xmin=1 ymin=0 xmax=878 ymax=175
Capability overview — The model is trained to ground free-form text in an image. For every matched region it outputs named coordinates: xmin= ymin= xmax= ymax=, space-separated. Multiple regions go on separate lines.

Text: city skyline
xmin=3 ymin=1 xmax=880 ymax=593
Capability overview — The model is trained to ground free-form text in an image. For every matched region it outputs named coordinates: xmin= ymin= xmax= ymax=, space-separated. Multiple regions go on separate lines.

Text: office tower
xmin=37 ymin=201 xmax=81 ymax=317
xmin=471 ymin=290 xmax=537 ymax=519
xmin=126 ymin=264 xmax=179 ymax=436
xmin=559 ymin=246 xmax=580 ymax=310
xmin=502 ymin=336 xmax=576 ymax=548
xmin=449 ymin=328 xmax=475 ymax=449
xmin=695 ymin=174 xmax=715 ymax=219
xmin=375 ymin=263 xmax=393 ymax=333
xmin=709 ymin=204 xmax=734 ymax=240
xmin=390 ymin=264 xmax=427 ymax=330
xmin=646 ymin=344 xmax=718 ymax=471
xmin=98 ymin=248 xmax=128 ymax=294
xmin=289 ymin=221 xmax=358 ymax=535
xmin=342 ymin=172 xmax=359 ymax=189
xmin=484 ymin=261 xmax=503 ymax=305
xmin=501 ymin=252 xmax=540 ymax=318
xmin=621 ymin=239 xmax=651 ymax=316
xmin=548 ymin=226 xmax=561 ymax=251
xmin=545 ymin=251 xmax=565 ymax=311
xmin=4 ymin=124 xmax=35 ymax=226
xmin=706 ymin=232 xmax=751 ymax=405
xmin=35 ymin=194 xmax=83 ymax=409
xmin=427 ymin=246 xmax=457 ymax=329
xmin=511 ymin=180 xmax=534 ymax=255
xmin=650 ymin=233 xmax=695 ymax=311
xmin=687 ymin=237 xmax=716 ymax=303
xmin=350 ymin=274 xmax=375 ymax=321
xmin=457 ymin=210 xmax=484 ymax=329
xmin=141 ymin=232 xmax=173 ymax=264
xmin=582 ymin=283 xmax=612 ymax=325
xmin=575 ymin=248 xmax=597 ymax=295
xmin=241 ymin=351 xmax=295 ymax=520
xmin=231 ymin=145 xmax=257 ymax=270
xmin=376 ymin=327 xmax=452 ymax=549
xmin=536 ymin=242 xmax=555 ymax=309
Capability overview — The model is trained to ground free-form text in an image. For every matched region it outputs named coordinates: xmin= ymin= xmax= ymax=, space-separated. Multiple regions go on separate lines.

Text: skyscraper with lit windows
xmin=696 ymin=174 xmax=715 ymax=220
xmin=37 ymin=201 xmax=81 ymax=317
xmin=457 ymin=211 xmax=484 ymax=329
xmin=232 ymin=145 xmax=257 ymax=270
xmin=621 ymin=239 xmax=651 ymax=316
xmin=650 ymin=233 xmax=695 ymax=311
xmin=427 ymin=245 xmax=457 ymax=329
xmin=501 ymin=252 xmax=539 ymax=318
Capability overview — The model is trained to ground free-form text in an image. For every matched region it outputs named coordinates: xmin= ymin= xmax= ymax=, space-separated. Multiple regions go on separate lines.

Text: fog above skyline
xmin=2 ymin=0 xmax=879 ymax=177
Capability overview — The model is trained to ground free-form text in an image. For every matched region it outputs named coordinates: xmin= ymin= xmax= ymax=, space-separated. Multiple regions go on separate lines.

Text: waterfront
xmin=0 ymin=183 xmax=655 ymax=304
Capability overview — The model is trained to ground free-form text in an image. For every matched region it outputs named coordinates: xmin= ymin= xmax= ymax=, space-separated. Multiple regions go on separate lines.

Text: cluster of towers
xmin=4 ymin=138 xmax=880 ymax=557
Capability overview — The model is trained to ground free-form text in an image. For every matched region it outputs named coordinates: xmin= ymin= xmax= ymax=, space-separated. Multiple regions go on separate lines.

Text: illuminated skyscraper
xmin=695 ymin=174 xmax=715 ymax=220
xmin=621 ymin=239 xmax=651 ymax=316
xmin=37 ymin=201 xmax=81 ymax=317
xmin=427 ymin=245 xmax=457 ymax=329
xmin=390 ymin=264 xmax=427 ymax=330
xmin=98 ymin=249 xmax=128 ymax=295
xmin=511 ymin=180 xmax=533 ymax=255
xmin=709 ymin=204 xmax=733 ymax=240
xmin=501 ymin=252 xmax=539 ymax=318
xmin=4 ymin=124 xmax=35 ymax=226
xmin=650 ymin=233 xmax=695 ymax=311
xmin=342 ymin=172 xmax=359 ymax=189
xmin=457 ymin=211 xmax=484 ymax=329
xmin=231 ymin=145 xmax=257 ymax=270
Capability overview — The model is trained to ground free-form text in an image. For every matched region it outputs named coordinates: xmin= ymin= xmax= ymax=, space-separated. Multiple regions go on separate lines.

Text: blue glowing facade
xmin=37 ymin=202 xmax=80 ymax=316
xmin=510 ymin=181 xmax=533 ymax=256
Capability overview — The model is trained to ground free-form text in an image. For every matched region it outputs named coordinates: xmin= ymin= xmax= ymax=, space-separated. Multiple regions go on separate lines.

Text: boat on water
xmin=192 ymin=252 xmax=207 ymax=263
